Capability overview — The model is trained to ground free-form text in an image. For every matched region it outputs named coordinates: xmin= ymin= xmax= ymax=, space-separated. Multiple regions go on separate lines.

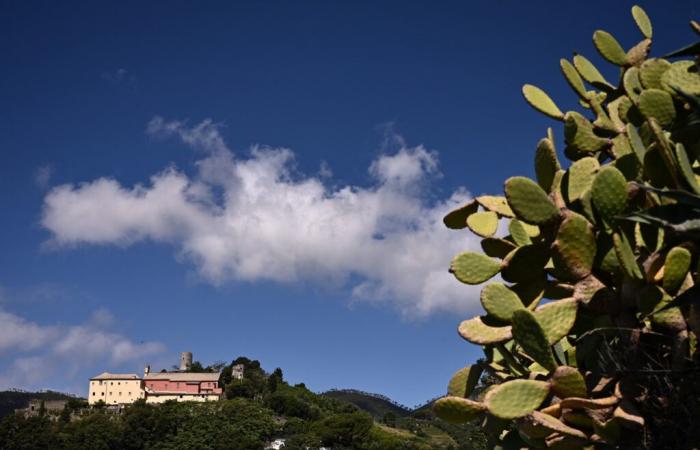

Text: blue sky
xmin=1 ymin=1 xmax=696 ymax=406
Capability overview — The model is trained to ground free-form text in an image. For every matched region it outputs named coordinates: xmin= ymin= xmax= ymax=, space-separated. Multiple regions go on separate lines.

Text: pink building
xmin=144 ymin=369 xmax=223 ymax=403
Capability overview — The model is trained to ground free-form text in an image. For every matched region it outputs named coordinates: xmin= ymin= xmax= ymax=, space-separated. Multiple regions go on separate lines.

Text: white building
xmin=88 ymin=372 xmax=144 ymax=405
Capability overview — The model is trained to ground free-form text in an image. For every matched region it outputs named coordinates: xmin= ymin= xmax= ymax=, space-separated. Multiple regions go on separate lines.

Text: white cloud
xmin=0 ymin=307 xmax=165 ymax=390
xmin=42 ymin=117 xmax=482 ymax=317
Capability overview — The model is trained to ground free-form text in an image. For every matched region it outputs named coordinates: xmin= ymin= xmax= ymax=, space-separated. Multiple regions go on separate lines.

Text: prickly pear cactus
xmin=435 ymin=7 xmax=700 ymax=448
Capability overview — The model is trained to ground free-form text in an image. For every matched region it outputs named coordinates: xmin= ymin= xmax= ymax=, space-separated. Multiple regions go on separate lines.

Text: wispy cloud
xmin=0 ymin=307 xmax=165 ymax=391
xmin=34 ymin=164 xmax=53 ymax=190
xmin=41 ymin=117 xmax=481 ymax=317
xmin=101 ymin=68 xmax=136 ymax=87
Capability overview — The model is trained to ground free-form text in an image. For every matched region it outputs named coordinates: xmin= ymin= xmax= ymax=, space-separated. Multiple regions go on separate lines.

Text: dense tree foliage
xmin=0 ymin=357 xmax=487 ymax=449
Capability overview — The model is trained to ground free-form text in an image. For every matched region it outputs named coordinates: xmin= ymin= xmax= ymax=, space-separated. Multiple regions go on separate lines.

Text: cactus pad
xmin=476 ymin=195 xmax=514 ymax=217
xmin=623 ymin=67 xmax=644 ymax=101
xmin=481 ymin=238 xmax=517 ymax=258
xmin=433 ymin=396 xmax=486 ymax=423
xmin=450 ymin=252 xmax=501 ymax=284
xmin=512 ymin=309 xmax=558 ymax=371
xmin=466 ymin=211 xmax=499 ymax=237
xmin=551 ymin=366 xmax=588 ymax=398
xmin=613 ymin=231 xmax=644 ymax=280
xmin=504 ymin=176 xmax=559 ymax=225
xmin=660 ymin=60 xmax=700 ymax=96
xmin=480 ymin=283 xmax=525 ymax=322
xmin=593 ymin=30 xmax=629 ymax=66
xmin=552 ymin=213 xmax=596 ymax=280
xmin=443 ymin=200 xmax=479 ymax=229
xmin=560 ymin=59 xmax=587 ymax=98
xmin=447 ymin=365 xmax=483 ymax=398
xmin=591 ymin=166 xmax=628 ymax=224
xmin=662 ymin=246 xmax=691 ymax=295
xmin=509 ymin=219 xmax=532 ymax=246
xmin=535 ymin=136 xmax=561 ymax=192
xmin=483 ymin=379 xmax=551 ymax=419
xmin=639 ymin=59 xmax=671 ymax=89
xmin=573 ymin=54 xmax=614 ymax=91
xmin=631 ymin=5 xmax=652 ymax=38
xmin=529 ymin=411 xmax=589 ymax=439
xmin=458 ymin=316 xmax=512 ymax=345
xmin=675 ymin=143 xmax=700 ymax=195
xmin=564 ymin=111 xmax=610 ymax=153
xmin=534 ymin=298 xmax=578 ymax=344
xmin=522 ymin=84 xmax=564 ymax=120
xmin=638 ymin=88 xmax=676 ymax=127
xmin=559 ymin=396 xmax=619 ymax=410
xmin=566 ymin=157 xmax=599 ymax=203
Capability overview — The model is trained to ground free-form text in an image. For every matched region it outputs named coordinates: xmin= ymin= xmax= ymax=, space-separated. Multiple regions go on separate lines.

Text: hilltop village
xmin=88 ymin=352 xmax=243 ymax=406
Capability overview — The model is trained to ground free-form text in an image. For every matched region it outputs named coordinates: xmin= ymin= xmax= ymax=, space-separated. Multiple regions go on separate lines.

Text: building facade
xmin=88 ymin=352 xmax=224 ymax=406
xmin=88 ymin=373 xmax=144 ymax=405
xmin=144 ymin=371 xmax=223 ymax=403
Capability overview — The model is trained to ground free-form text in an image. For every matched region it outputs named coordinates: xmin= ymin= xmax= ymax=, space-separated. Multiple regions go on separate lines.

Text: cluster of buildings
xmin=88 ymin=352 xmax=242 ymax=406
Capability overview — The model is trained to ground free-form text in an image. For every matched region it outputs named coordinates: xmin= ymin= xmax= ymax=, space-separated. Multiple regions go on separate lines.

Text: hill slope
xmin=0 ymin=390 xmax=81 ymax=418
xmin=321 ymin=389 xmax=411 ymax=418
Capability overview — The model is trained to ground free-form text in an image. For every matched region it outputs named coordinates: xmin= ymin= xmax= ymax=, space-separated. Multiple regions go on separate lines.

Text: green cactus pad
xmin=476 ymin=195 xmax=515 ymax=217
xmin=512 ymin=309 xmax=558 ymax=371
xmin=481 ymin=238 xmax=517 ymax=259
xmin=534 ymin=298 xmax=579 ymax=345
xmin=623 ymin=67 xmax=644 ymax=102
xmin=552 ymin=213 xmax=596 ymax=280
xmin=662 ymin=246 xmax=692 ymax=295
xmin=638 ymin=88 xmax=676 ymax=127
xmin=466 ymin=211 xmax=499 ymax=238
xmin=573 ymin=54 xmax=614 ymax=91
xmin=560 ymin=59 xmax=587 ymax=98
xmin=483 ymin=379 xmax=551 ymax=419
xmin=564 ymin=111 xmax=610 ymax=153
xmin=631 ymin=5 xmax=653 ymax=38
xmin=613 ymin=231 xmax=644 ymax=281
xmin=508 ymin=219 xmax=532 ymax=247
xmin=675 ymin=143 xmax=700 ymax=195
xmin=660 ymin=60 xmax=700 ymax=96
xmin=480 ymin=283 xmax=526 ymax=322
xmin=450 ymin=252 xmax=501 ymax=285
xmin=559 ymin=396 xmax=619 ymax=410
xmin=458 ymin=316 xmax=512 ymax=345
xmin=591 ymin=166 xmax=628 ymax=224
xmin=447 ymin=365 xmax=483 ymax=398
xmin=443 ymin=200 xmax=479 ymax=229
xmin=433 ymin=396 xmax=486 ymax=423
xmin=522 ymin=84 xmax=564 ymax=120
xmin=551 ymin=366 xmax=588 ymax=398
xmin=501 ymin=245 xmax=550 ymax=283
xmin=593 ymin=30 xmax=629 ymax=66
xmin=504 ymin=177 xmax=559 ymax=225
xmin=567 ymin=157 xmax=600 ymax=203
xmin=627 ymin=124 xmax=646 ymax=162
xmin=651 ymin=304 xmax=686 ymax=333
xmin=639 ymin=59 xmax=671 ymax=89
xmin=535 ymin=137 xmax=561 ymax=192
xmin=529 ymin=411 xmax=588 ymax=439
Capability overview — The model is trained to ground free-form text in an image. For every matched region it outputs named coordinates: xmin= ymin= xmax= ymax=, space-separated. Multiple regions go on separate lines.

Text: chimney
xmin=144 ymin=365 xmax=150 ymax=376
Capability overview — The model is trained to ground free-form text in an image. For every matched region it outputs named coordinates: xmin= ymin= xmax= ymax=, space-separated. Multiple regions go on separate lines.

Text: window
xmin=101 ymin=392 xmax=104 ymax=396
xmin=92 ymin=392 xmax=95 ymax=396
xmin=109 ymin=392 xmax=112 ymax=395
xmin=118 ymin=392 xmax=122 ymax=396
xmin=118 ymin=382 xmax=121 ymax=385
xmin=110 ymin=382 xmax=113 ymax=385
xmin=128 ymin=392 xmax=131 ymax=395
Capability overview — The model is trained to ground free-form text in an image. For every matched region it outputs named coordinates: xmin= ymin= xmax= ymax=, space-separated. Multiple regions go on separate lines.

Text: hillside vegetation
xmin=0 ymin=357 xmax=487 ymax=449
